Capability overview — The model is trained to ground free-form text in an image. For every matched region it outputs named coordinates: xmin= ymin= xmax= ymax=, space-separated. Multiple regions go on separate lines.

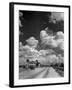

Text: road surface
xmin=19 ymin=67 xmax=61 ymax=79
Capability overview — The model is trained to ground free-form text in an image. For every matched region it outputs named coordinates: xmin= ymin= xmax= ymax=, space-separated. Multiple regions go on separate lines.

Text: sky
xmin=19 ymin=11 xmax=64 ymax=64
xmin=19 ymin=11 xmax=64 ymax=45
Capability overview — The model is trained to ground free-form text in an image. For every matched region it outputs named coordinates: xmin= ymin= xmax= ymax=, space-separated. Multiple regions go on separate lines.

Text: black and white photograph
xmin=9 ymin=2 xmax=70 ymax=87
xmin=19 ymin=11 xmax=64 ymax=79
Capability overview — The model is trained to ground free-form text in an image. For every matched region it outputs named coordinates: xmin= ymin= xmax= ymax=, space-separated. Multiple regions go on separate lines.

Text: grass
xmin=52 ymin=63 xmax=64 ymax=77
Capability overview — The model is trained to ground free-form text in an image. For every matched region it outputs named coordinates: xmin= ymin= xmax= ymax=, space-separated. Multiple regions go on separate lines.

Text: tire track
xmin=42 ymin=68 xmax=49 ymax=78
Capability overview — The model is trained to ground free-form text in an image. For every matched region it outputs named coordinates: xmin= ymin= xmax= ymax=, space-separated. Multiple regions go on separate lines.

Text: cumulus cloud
xmin=19 ymin=20 xmax=23 ymax=27
xmin=49 ymin=12 xmax=64 ymax=23
xmin=19 ymin=12 xmax=23 ymax=17
xmin=40 ymin=30 xmax=48 ymax=39
xmin=57 ymin=39 xmax=64 ymax=50
xmin=22 ymin=47 xmax=56 ymax=64
xmin=55 ymin=31 xmax=64 ymax=39
xmin=19 ymin=42 xmax=24 ymax=51
xmin=40 ymin=30 xmax=64 ymax=50
xmin=46 ymin=54 xmax=58 ymax=64
xmin=55 ymin=31 xmax=64 ymax=50
xmin=39 ymin=49 xmax=54 ymax=56
xmin=22 ymin=45 xmax=39 ymax=59
xmin=19 ymin=31 xmax=64 ymax=65
xmin=19 ymin=42 xmax=23 ymax=46
xmin=19 ymin=43 xmax=63 ymax=65
xmin=40 ymin=30 xmax=57 ymax=48
xmin=38 ymin=54 xmax=62 ymax=65
xmin=19 ymin=12 xmax=23 ymax=27
xmin=26 ymin=37 xmax=38 ymax=49
xmin=19 ymin=42 xmax=56 ymax=62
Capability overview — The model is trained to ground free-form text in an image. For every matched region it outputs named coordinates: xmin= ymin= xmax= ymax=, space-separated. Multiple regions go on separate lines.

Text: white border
xmin=14 ymin=4 xmax=69 ymax=86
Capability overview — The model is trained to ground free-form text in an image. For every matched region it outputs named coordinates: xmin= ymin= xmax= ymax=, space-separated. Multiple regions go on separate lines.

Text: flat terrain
xmin=19 ymin=67 xmax=61 ymax=79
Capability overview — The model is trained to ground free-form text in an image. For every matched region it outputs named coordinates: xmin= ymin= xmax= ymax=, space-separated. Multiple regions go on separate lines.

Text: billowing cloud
xmin=49 ymin=12 xmax=64 ymax=23
xmin=19 ymin=12 xmax=23 ymax=27
xmin=19 ymin=42 xmax=23 ymax=46
xmin=19 ymin=30 xmax=64 ymax=65
xmin=38 ymin=54 xmax=63 ymax=65
xmin=19 ymin=12 xmax=23 ymax=17
xmin=21 ymin=45 xmax=40 ymax=60
xmin=46 ymin=54 xmax=58 ymax=64
xmin=19 ymin=42 xmax=63 ymax=65
xmin=55 ymin=31 xmax=64 ymax=39
xmin=19 ymin=20 xmax=23 ymax=27
xmin=40 ymin=30 xmax=57 ymax=48
xmin=40 ymin=30 xmax=48 ymax=39
xmin=26 ymin=37 xmax=38 ymax=49
xmin=40 ymin=30 xmax=64 ymax=50
xmin=55 ymin=31 xmax=64 ymax=50
xmin=19 ymin=42 xmax=24 ymax=51
xmin=39 ymin=49 xmax=54 ymax=56
xmin=51 ymin=12 xmax=64 ymax=21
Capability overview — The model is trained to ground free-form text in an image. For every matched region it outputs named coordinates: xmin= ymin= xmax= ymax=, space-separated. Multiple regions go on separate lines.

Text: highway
xmin=19 ymin=67 xmax=61 ymax=79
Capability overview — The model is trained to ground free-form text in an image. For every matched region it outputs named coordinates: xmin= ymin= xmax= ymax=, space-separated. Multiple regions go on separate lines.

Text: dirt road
xmin=19 ymin=67 xmax=61 ymax=79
